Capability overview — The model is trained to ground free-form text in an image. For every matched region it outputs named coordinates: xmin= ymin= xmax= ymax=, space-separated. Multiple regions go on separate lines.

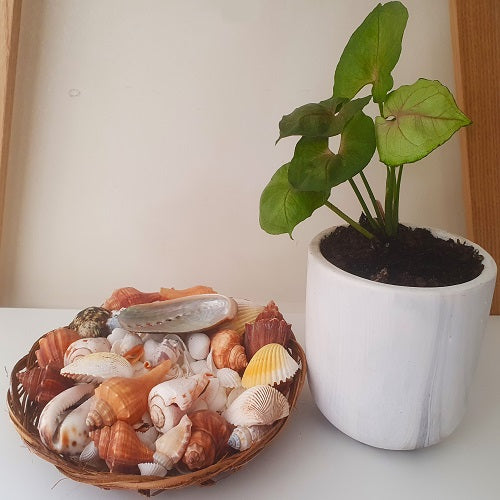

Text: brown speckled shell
xmin=102 ymin=287 xmax=161 ymax=311
xmin=69 ymin=307 xmax=111 ymax=338
xmin=35 ymin=328 xmax=81 ymax=370
xmin=210 ymin=329 xmax=248 ymax=374
xmin=17 ymin=365 xmax=74 ymax=405
xmin=181 ymin=410 xmax=233 ymax=471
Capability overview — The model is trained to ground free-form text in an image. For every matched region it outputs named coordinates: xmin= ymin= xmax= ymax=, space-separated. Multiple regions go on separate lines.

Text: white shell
xmin=187 ymin=398 xmax=208 ymax=413
xmin=107 ymin=327 xmax=129 ymax=344
xmin=110 ymin=331 xmax=143 ymax=357
xmin=138 ymin=462 xmax=168 ymax=477
xmin=153 ymin=414 xmax=192 ymax=470
xmin=149 ymin=403 xmax=185 ymax=434
xmin=134 ymin=412 xmax=159 ymax=449
xmin=60 ymin=352 xmax=134 ymax=383
xmin=198 ymin=377 xmax=227 ymax=412
xmin=190 ymin=360 xmax=210 ymax=375
xmin=64 ymin=337 xmax=111 ymax=366
xmin=217 ymin=367 xmax=242 ymax=388
xmin=185 ymin=333 xmax=210 ymax=360
xmin=226 ymin=386 xmax=246 ymax=408
xmin=206 ymin=351 xmax=217 ymax=374
xmin=223 ymin=385 xmax=290 ymax=427
xmin=79 ymin=441 xmax=99 ymax=462
xmin=228 ymin=425 xmax=272 ymax=451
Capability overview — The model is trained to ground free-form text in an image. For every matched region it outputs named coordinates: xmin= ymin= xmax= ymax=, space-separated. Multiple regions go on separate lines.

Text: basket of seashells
xmin=8 ymin=285 xmax=306 ymax=496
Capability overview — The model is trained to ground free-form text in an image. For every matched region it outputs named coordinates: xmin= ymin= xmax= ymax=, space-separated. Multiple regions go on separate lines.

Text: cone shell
xmin=210 ymin=329 xmax=248 ymax=374
xmin=35 ymin=328 xmax=81 ymax=370
xmin=64 ymin=337 xmax=111 ymax=366
xmin=153 ymin=414 xmax=192 ymax=470
xmin=69 ymin=307 xmax=111 ymax=338
xmin=61 ymin=352 xmax=135 ymax=383
xmin=242 ymin=343 xmax=299 ymax=389
xmin=102 ymin=287 xmax=161 ymax=311
xmin=86 ymin=360 xmax=172 ymax=428
xmin=223 ymin=385 xmax=290 ymax=426
xmin=228 ymin=425 xmax=272 ymax=451
xmin=244 ymin=317 xmax=292 ymax=360
xmin=181 ymin=410 xmax=233 ymax=471
xmin=217 ymin=299 xmax=265 ymax=335
xmin=17 ymin=365 xmax=74 ymax=405
xmin=91 ymin=420 xmax=154 ymax=473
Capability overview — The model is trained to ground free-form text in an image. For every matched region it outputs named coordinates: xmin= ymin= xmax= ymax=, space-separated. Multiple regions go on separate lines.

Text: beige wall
xmin=0 ymin=0 xmax=465 ymax=309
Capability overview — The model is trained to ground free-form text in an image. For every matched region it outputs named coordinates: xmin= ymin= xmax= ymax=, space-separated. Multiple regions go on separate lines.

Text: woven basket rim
xmin=8 ymin=331 xmax=307 ymax=496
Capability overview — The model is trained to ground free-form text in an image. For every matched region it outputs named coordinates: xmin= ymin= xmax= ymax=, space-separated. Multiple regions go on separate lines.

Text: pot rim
xmin=309 ymin=225 xmax=497 ymax=293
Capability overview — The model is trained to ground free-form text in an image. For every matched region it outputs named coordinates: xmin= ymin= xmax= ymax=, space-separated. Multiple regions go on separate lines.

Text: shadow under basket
xmin=8 ymin=334 xmax=307 ymax=497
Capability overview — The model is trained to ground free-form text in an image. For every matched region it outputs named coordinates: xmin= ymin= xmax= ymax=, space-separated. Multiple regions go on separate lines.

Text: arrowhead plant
xmin=259 ymin=1 xmax=471 ymax=241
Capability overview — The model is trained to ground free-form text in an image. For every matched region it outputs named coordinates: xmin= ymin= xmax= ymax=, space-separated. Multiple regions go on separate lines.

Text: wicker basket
xmin=8 ymin=330 xmax=306 ymax=496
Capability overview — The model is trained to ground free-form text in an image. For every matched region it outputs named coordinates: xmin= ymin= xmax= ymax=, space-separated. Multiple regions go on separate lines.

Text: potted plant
xmin=259 ymin=1 xmax=496 ymax=450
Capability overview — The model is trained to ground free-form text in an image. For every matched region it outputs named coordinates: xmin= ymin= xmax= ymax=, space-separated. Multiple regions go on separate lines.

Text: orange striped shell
xmin=102 ymin=287 xmax=162 ymax=311
xmin=35 ymin=328 xmax=81 ymax=370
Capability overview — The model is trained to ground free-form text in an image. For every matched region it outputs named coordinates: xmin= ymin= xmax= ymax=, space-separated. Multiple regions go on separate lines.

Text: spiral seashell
xmin=64 ymin=337 xmax=111 ymax=366
xmin=91 ymin=420 xmax=154 ymax=473
xmin=241 ymin=343 xmax=299 ymax=389
xmin=228 ymin=425 xmax=272 ymax=451
xmin=61 ymin=352 xmax=135 ymax=383
xmin=35 ymin=328 xmax=81 ymax=370
xmin=198 ymin=377 xmax=227 ymax=413
xmin=17 ymin=365 xmax=73 ymax=405
xmin=158 ymin=285 xmax=217 ymax=300
xmin=69 ymin=307 xmax=111 ymax=338
xmin=110 ymin=331 xmax=143 ymax=357
xmin=150 ymin=403 xmax=186 ymax=434
xmin=102 ymin=287 xmax=162 ymax=311
xmin=153 ymin=414 xmax=192 ymax=470
xmin=186 ymin=333 xmax=210 ymax=361
xmin=217 ymin=298 xmax=265 ymax=335
xmin=223 ymin=385 xmax=290 ymax=427
xmin=181 ymin=410 xmax=233 ymax=471
xmin=116 ymin=294 xmax=238 ymax=334
xmin=217 ymin=367 xmax=242 ymax=388
xmin=244 ymin=317 xmax=293 ymax=361
xmin=86 ymin=360 xmax=172 ymax=429
xmin=210 ymin=329 xmax=248 ymax=374
xmin=138 ymin=462 xmax=168 ymax=477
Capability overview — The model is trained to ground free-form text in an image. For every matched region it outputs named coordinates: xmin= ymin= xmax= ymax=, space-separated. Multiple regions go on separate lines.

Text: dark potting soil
xmin=320 ymin=221 xmax=484 ymax=287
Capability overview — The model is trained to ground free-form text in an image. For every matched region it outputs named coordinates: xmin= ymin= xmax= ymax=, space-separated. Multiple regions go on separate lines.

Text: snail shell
xmin=153 ymin=414 xmax=192 ymax=470
xmin=36 ymin=328 xmax=81 ymax=370
xmin=64 ymin=337 xmax=111 ymax=366
xmin=181 ymin=410 xmax=233 ymax=471
xmin=69 ymin=307 xmax=111 ymax=338
xmin=210 ymin=329 xmax=248 ymax=374
xmin=102 ymin=287 xmax=161 ymax=311
xmin=17 ymin=365 xmax=73 ymax=405
xmin=228 ymin=425 xmax=272 ymax=451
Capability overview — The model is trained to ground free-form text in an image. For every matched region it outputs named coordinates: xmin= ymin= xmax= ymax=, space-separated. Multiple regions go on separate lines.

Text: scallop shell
xmin=228 ymin=425 xmax=272 ymax=451
xmin=223 ymin=385 xmax=290 ymax=426
xmin=102 ymin=287 xmax=162 ymax=311
xmin=138 ymin=462 xmax=168 ymax=477
xmin=79 ymin=441 xmax=100 ymax=463
xmin=116 ymin=294 xmax=238 ymax=333
xmin=216 ymin=367 xmax=242 ymax=388
xmin=186 ymin=333 xmax=210 ymax=361
xmin=69 ymin=307 xmax=111 ymax=338
xmin=35 ymin=328 xmax=81 ymax=369
xmin=91 ymin=420 xmax=155 ymax=473
xmin=210 ymin=329 xmax=248 ymax=374
xmin=217 ymin=299 xmax=265 ymax=335
xmin=241 ymin=343 xmax=299 ymax=388
xmin=61 ymin=352 xmax=135 ymax=383
xmin=153 ymin=414 xmax=192 ymax=470
xmin=244 ymin=317 xmax=292 ymax=360
xmin=64 ymin=337 xmax=111 ymax=366
xmin=17 ymin=365 xmax=73 ymax=405
xmin=86 ymin=360 xmax=172 ymax=428
xmin=159 ymin=285 xmax=217 ymax=300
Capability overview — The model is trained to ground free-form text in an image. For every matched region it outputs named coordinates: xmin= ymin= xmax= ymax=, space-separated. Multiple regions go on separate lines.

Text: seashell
xmin=133 ymin=412 xmax=160 ymax=449
xmin=86 ymin=360 xmax=172 ymax=429
xmin=186 ymin=333 xmax=210 ymax=361
xmin=64 ymin=337 xmax=111 ymax=366
xmin=35 ymin=328 xmax=81 ymax=369
xmin=153 ymin=414 xmax=192 ymax=470
xmin=149 ymin=403 xmax=186 ymax=434
xmin=255 ymin=300 xmax=284 ymax=321
xmin=138 ymin=462 xmax=168 ymax=477
xmin=190 ymin=359 xmax=210 ymax=375
xmin=61 ymin=352 xmax=135 ymax=383
xmin=206 ymin=350 xmax=217 ymax=374
xmin=102 ymin=287 xmax=162 ymax=311
xmin=217 ymin=367 xmax=242 ymax=388
xmin=69 ymin=307 xmax=111 ymax=338
xmin=181 ymin=410 xmax=233 ymax=471
xmin=188 ymin=398 xmax=209 ymax=413
xmin=244 ymin=317 xmax=292 ymax=360
xmin=124 ymin=344 xmax=145 ymax=365
xmin=107 ymin=327 xmax=128 ymax=345
xmin=228 ymin=425 xmax=272 ymax=451
xmin=198 ymin=377 xmax=227 ymax=412
xmin=17 ymin=365 xmax=73 ymax=405
xmin=79 ymin=440 xmax=100 ymax=463
xmin=91 ymin=420 xmax=154 ymax=473
xmin=159 ymin=285 xmax=217 ymax=300
xmin=116 ymin=294 xmax=238 ymax=334
xmin=226 ymin=386 xmax=246 ymax=408
xmin=241 ymin=343 xmax=299 ymax=389
xmin=210 ymin=329 xmax=248 ymax=374
xmin=38 ymin=384 xmax=95 ymax=454
xmin=110 ymin=331 xmax=143 ymax=357
xmin=217 ymin=299 xmax=265 ymax=335
xmin=223 ymin=385 xmax=290 ymax=427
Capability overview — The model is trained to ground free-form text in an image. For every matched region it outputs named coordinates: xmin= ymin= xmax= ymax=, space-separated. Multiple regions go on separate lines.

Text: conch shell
xmin=181 ymin=410 xmax=233 ymax=471
xmin=91 ymin=420 xmax=154 ymax=473
xmin=86 ymin=359 xmax=172 ymax=428
xmin=64 ymin=337 xmax=111 ymax=366
xmin=159 ymin=285 xmax=216 ymax=300
xmin=228 ymin=425 xmax=272 ymax=451
xmin=102 ymin=287 xmax=161 ymax=311
xmin=210 ymin=329 xmax=248 ymax=374
xmin=69 ymin=307 xmax=111 ymax=338
xmin=153 ymin=414 xmax=192 ymax=470
xmin=17 ymin=365 xmax=73 ymax=405
xmin=35 ymin=328 xmax=81 ymax=369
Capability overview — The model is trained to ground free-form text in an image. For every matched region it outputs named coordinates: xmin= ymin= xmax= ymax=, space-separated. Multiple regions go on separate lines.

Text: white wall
xmin=0 ymin=0 xmax=466 ymax=309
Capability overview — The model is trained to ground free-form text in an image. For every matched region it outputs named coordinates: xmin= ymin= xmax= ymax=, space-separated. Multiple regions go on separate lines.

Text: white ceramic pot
xmin=305 ymin=226 xmax=497 ymax=450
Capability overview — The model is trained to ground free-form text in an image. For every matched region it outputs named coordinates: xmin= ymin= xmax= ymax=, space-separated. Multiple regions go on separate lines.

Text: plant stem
xmin=393 ymin=165 xmax=404 ymax=231
xmin=359 ymin=171 xmax=385 ymax=223
xmin=378 ymin=102 xmax=384 ymax=116
xmin=324 ymin=200 xmax=375 ymax=239
xmin=348 ymin=178 xmax=380 ymax=232
xmin=384 ymin=165 xmax=395 ymax=236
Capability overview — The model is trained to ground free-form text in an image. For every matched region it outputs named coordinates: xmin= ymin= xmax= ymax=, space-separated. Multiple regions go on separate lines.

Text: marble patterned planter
xmin=305 ymin=226 xmax=497 ymax=450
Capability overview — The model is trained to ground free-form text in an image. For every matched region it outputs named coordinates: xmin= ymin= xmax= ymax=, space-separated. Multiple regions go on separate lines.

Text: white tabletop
xmin=1 ymin=308 xmax=499 ymax=500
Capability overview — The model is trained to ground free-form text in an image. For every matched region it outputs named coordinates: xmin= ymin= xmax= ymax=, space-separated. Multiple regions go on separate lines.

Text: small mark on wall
xmin=68 ymin=89 xmax=81 ymax=97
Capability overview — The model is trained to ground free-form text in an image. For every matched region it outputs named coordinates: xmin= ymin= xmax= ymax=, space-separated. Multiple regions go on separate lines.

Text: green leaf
xmin=277 ymin=95 xmax=371 ymax=141
xmin=288 ymin=111 xmax=376 ymax=191
xmin=259 ymin=163 xmax=330 ymax=236
xmin=375 ymin=79 xmax=472 ymax=166
xmin=333 ymin=1 xmax=408 ymax=103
